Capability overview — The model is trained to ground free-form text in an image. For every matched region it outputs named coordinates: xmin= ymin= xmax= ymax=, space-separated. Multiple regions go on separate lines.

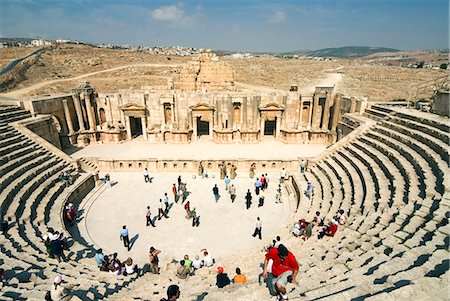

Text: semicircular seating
xmin=1 ymin=103 xmax=448 ymax=301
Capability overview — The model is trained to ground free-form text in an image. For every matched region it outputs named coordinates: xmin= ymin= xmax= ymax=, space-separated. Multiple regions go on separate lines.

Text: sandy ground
xmin=79 ymin=172 xmax=295 ymax=267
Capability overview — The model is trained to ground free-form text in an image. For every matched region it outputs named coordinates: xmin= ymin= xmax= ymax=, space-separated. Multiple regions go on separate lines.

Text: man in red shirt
xmin=172 ymin=183 xmax=178 ymax=203
xmin=263 ymin=244 xmax=299 ymax=300
xmin=318 ymin=219 xmax=338 ymax=239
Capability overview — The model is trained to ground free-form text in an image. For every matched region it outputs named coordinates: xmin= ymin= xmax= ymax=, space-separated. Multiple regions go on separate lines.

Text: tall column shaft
xmin=72 ymin=94 xmax=85 ymax=131
xmin=349 ymin=98 xmax=357 ymax=113
xmin=297 ymin=98 xmax=303 ymax=129
xmin=85 ymin=93 xmax=96 ymax=131
xmin=192 ymin=115 xmax=197 ymax=141
xmin=141 ymin=117 xmax=148 ymax=140
xmin=125 ymin=116 xmax=132 ymax=140
xmin=307 ymin=101 xmax=313 ymax=130
xmin=321 ymin=92 xmax=332 ymax=131
xmin=311 ymin=93 xmax=320 ymax=131
xmin=62 ymin=99 xmax=75 ymax=135
xmin=331 ymin=94 xmax=342 ymax=134
xmin=209 ymin=112 xmax=214 ymax=141
xmin=275 ymin=115 xmax=281 ymax=139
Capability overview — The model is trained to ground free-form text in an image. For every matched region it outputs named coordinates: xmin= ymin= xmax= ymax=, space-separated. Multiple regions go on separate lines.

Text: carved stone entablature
xmin=259 ymin=102 xmax=285 ymax=111
xmin=120 ymin=103 xmax=147 ymax=117
xmin=189 ymin=103 xmax=215 ymax=111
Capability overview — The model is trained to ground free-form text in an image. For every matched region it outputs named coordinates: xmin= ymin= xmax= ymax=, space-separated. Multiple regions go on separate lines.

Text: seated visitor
xmin=233 ymin=267 xmax=247 ymax=285
xmin=109 ymin=263 xmax=121 ymax=276
xmin=318 ymin=219 xmax=338 ymax=239
xmin=299 ymin=221 xmax=312 ymax=241
xmin=202 ymin=249 xmax=214 ymax=267
xmin=124 ymin=257 xmax=138 ymax=276
xmin=192 ymin=255 xmax=203 ymax=270
xmin=183 ymin=255 xmax=192 ymax=271
xmin=216 ymin=267 xmax=230 ymax=288
xmin=100 ymin=255 xmax=110 ymax=272
xmin=314 ymin=211 xmax=323 ymax=226
xmin=176 ymin=260 xmax=190 ymax=279
xmin=95 ymin=249 xmax=104 ymax=267
xmin=290 ymin=222 xmax=301 ymax=237
xmin=337 ymin=209 xmax=348 ymax=225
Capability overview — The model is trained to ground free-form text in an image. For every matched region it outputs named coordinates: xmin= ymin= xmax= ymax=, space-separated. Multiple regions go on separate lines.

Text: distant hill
xmin=0 ymin=37 xmax=35 ymax=43
xmin=305 ymin=46 xmax=400 ymax=58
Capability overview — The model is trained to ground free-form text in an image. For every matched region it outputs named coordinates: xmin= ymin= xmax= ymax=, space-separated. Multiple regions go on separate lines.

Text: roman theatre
xmin=0 ymin=50 xmax=448 ymax=301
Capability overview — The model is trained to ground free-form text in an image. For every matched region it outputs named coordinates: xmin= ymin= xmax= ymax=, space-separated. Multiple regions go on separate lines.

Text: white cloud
xmin=270 ymin=11 xmax=286 ymax=24
xmin=151 ymin=3 xmax=187 ymax=24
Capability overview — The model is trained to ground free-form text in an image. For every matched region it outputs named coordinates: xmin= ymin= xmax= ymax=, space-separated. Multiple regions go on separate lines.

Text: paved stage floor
xmin=78 ymin=172 xmax=296 ymax=267
xmin=69 ymin=139 xmax=327 ymax=160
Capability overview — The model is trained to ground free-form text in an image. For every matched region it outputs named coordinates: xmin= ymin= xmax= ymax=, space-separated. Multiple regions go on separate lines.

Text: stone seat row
xmin=0 ymin=106 xmax=147 ymax=300
xmin=289 ymin=108 xmax=449 ymax=300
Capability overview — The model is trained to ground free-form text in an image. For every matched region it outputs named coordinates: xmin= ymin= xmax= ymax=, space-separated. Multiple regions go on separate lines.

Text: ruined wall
xmin=173 ymin=50 xmax=234 ymax=92
xmin=21 ymin=115 xmax=62 ymax=148
xmin=433 ymin=90 xmax=450 ymax=117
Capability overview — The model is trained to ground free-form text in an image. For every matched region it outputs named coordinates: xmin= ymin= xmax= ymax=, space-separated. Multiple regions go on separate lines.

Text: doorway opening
xmin=129 ymin=117 xmax=142 ymax=137
xmin=264 ymin=120 xmax=276 ymax=136
xmin=197 ymin=117 xmax=210 ymax=136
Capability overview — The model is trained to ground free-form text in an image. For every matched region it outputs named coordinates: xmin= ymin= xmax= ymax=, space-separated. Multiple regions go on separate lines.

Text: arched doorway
xmin=233 ymin=106 xmax=241 ymax=126
xmin=99 ymin=108 xmax=106 ymax=124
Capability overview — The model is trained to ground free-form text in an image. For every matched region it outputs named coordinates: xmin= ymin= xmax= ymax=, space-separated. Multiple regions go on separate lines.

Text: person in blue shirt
xmin=120 ymin=225 xmax=130 ymax=251
xmin=95 ymin=249 xmax=105 ymax=267
xmin=224 ymin=176 xmax=231 ymax=191
xmin=255 ymin=178 xmax=262 ymax=195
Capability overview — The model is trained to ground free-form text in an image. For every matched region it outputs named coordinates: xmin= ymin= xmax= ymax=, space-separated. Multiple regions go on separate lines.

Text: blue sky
xmin=0 ymin=0 xmax=448 ymax=52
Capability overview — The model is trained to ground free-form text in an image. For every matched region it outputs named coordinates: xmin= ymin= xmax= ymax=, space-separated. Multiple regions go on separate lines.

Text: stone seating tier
xmin=1 ymin=104 xmax=449 ymax=300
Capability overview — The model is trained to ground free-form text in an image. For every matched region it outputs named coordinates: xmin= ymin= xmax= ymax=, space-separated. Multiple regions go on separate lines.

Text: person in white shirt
xmin=192 ymin=255 xmax=203 ymax=270
xmin=124 ymin=257 xmax=138 ymax=275
xmin=201 ymin=249 xmax=214 ymax=267
xmin=280 ymin=168 xmax=287 ymax=183
xmin=252 ymin=217 xmax=262 ymax=240
xmin=143 ymin=168 xmax=150 ymax=183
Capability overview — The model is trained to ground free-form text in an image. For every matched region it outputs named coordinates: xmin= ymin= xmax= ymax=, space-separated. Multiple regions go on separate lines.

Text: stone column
xmin=192 ymin=114 xmax=197 ymax=141
xmin=62 ymin=99 xmax=75 ymax=135
xmin=260 ymin=115 xmax=265 ymax=139
xmin=141 ymin=117 xmax=148 ymax=140
xmin=84 ymin=92 xmax=96 ymax=131
xmin=125 ymin=116 xmax=132 ymax=140
xmin=321 ymin=92 xmax=332 ymax=131
xmin=307 ymin=101 xmax=313 ymax=130
xmin=275 ymin=114 xmax=281 ymax=139
xmin=349 ymin=97 xmax=357 ymax=113
xmin=209 ymin=111 xmax=214 ymax=141
xmin=171 ymin=103 xmax=175 ymax=125
xmin=311 ymin=93 xmax=320 ymax=131
xmin=331 ymin=94 xmax=342 ymax=134
xmin=72 ymin=94 xmax=85 ymax=131
xmin=242 ymin=97 xmax=247 ymax=128
xmin=297 ymin=97 xmax=303 ymax=129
